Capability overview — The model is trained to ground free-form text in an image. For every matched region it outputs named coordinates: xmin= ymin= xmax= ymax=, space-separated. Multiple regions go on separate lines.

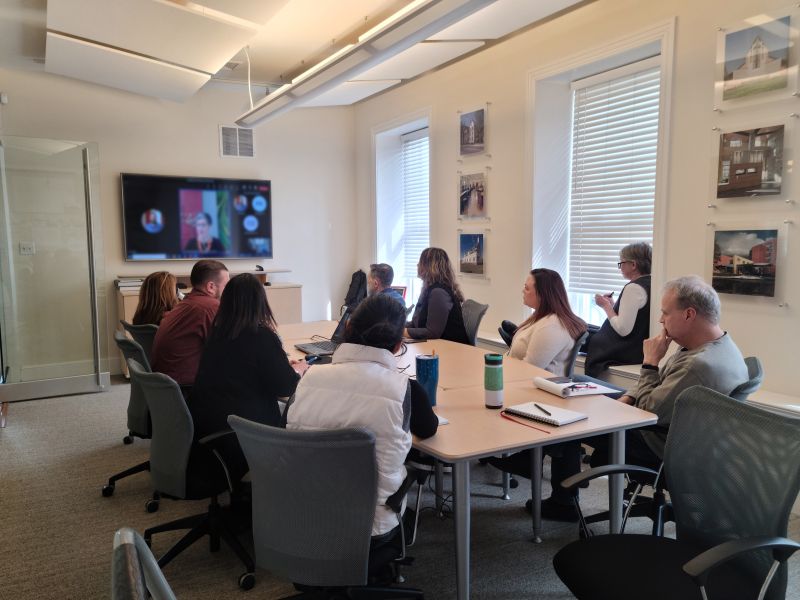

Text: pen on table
xmin=533 ymin=403 xmax=551 ymax=416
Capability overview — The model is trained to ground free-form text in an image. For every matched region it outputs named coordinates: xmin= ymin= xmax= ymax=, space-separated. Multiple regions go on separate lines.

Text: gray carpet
xmin=1 ymin=379 xmax=798 ymax=599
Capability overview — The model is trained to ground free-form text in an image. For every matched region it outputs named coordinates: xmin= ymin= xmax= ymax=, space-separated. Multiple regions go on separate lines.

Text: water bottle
xmin=484 ymin=353 xmax=504 ymax=409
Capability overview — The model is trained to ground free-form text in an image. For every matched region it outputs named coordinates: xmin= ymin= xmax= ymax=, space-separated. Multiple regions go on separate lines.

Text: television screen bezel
xmin=120 ymin=172 xmax=273 ymax=262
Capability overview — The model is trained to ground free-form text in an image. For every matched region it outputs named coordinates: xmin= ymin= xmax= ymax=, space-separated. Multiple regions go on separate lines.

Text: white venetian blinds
xmin=568 ymin=59 xmax=660 ymax=294
xmin=401 ymin=128 xmax=430 ymax=276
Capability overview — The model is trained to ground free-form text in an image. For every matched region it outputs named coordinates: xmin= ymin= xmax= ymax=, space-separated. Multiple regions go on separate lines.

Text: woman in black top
xmin=189 ymin=273 xmax=308 ymax=478
xmin=406 ymin=247 xmax=469 ymax=344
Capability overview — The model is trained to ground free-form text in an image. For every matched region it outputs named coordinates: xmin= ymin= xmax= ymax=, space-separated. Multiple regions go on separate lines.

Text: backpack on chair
xmin=341 ymin=269 xmax=367 ymax=316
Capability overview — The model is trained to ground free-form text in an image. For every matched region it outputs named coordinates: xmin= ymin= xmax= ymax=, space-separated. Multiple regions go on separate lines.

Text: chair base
xmin=102 ymin=460 xmax=150 ymax=496
xmin=144 ymin=496 xmax=255 ymax=588
xmin=286 ymin=584 xmax=424 ymax=599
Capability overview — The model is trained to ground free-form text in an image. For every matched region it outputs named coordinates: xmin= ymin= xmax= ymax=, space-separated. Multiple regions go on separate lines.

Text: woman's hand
xmin=594 ymin=293 xmax=614 ymax=311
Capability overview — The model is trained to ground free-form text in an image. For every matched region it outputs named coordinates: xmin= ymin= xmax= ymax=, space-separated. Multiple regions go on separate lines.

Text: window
xmin=566 ymin=60 xmax=660 ymax=324
xmin=375 ymin=120 xmax=430 ymax=305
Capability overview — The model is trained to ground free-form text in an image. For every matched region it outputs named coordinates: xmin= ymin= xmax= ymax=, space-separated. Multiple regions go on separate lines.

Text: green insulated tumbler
xmin=484 ymin=353 xmax=504 ymax=409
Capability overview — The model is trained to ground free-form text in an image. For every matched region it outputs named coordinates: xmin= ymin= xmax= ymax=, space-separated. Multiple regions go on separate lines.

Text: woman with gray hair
xmin=585 ymin=242 xmax=652 ymax=377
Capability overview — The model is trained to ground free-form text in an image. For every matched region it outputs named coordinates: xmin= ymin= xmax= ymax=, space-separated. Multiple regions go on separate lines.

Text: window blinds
xmin=401 ymin=128 xmax=430 ymax=277
xmin=568 ymin=64 xmax=660 ymax=294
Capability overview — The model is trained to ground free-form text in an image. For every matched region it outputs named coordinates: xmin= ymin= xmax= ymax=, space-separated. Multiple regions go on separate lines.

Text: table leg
xmin=435 ymin=460 xmax=445 ymax=516
xmin=0 ymin=402 xmax=7 ymax=428
xmin=609 ymin=430 xmax=626 ymax=533
xmin=530 ymin=446 xmax=542 ymax=543
xmin=501 ymin=453 xmax=511 ymax=500
xmin=453 ymin=461 xmax=471 ymax=600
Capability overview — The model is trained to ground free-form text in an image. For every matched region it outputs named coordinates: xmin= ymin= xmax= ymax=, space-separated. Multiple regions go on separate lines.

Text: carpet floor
xmin=1 ymin=379 xmax=798 ymax=599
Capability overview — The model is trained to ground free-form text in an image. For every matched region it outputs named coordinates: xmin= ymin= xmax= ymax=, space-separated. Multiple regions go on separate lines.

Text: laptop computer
xmin=294 ymin=309 xmax=351 ymax=356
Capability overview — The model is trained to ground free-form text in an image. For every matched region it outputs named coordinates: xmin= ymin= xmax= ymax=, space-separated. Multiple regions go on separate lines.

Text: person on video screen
xmin=185 ymin=212 xmax=225 ymax=254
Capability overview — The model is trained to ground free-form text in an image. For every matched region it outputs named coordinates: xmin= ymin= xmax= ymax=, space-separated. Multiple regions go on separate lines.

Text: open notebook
xmin=503 ymin=401 xmax=587 ymax=427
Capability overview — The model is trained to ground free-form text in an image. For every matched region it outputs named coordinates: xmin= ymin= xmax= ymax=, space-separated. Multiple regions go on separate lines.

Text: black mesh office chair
xmin=120 ymin=321 xmax=158 ymax=364
xmin=554 ymin=385 xmax=800 ymax=600
xmin=112 ymin=527 xmax=176 ymax=600
xmin=228 ymin=415 xmax=424 ymax=599
xmin=129 ymin=360 xmax=255 ymax=590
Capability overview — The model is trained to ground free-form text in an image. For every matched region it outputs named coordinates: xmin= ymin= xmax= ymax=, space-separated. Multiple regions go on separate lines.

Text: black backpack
xmin=342 ymin=269 xmax=367 ymax=315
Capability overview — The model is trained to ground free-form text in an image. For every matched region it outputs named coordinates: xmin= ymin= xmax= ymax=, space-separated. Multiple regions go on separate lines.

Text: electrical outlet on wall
xmin=19 ymin=242 xmax=35 ymax=256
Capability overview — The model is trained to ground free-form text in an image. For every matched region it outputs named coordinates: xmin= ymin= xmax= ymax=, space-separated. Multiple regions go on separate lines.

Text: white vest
xmin=287 ymin=343 xmax=411 ymax=536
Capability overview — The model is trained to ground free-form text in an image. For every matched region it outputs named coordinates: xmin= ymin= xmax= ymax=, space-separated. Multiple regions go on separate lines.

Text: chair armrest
xmin=683 ymin=537 xmax=800 ymax=586
xmin=386 ymin=467 xmax=421 ymax=514
xmin=560 ymin=464 xmax=659 ymax=491
xmin=197 ymin=429 xmax=238 ymax=492
xmin=197 ymin=429 xmax=236 ymax=447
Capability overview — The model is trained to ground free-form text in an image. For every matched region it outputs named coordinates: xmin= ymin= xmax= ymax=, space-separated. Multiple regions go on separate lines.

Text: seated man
xmin=528 ymin=275 xmax=750 ymax=521
xmin=150 ymin=259 xmax=229 ymax=389
xmin=368 ymin=262 xmax=405 ymax=305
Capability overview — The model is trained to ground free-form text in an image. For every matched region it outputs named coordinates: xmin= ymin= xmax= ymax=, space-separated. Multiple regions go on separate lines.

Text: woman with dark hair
xmin=132 ymin=271 xmax=178 ymax=325
xmin=184 ymin=212 xmax=225 ymax=254
xmin=189 ymin=273 xmax=307 ymax=446
xmin=585 ymin=242 xmax=652 ymax=377
xmin=510 ymin=268 xmax=587 ymax=373
xmin=288 ymin=293 xmax=438 ymax=539
xmin=406 ymin=247 xmax=469 ymax=344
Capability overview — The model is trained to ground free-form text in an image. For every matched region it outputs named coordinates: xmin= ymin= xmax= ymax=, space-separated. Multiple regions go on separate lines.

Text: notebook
xmin=533 ymin=376 xmax=619 ymax=398
xmin=294 ymin=309 xmax=352 ymax=356
xmin=503 ymin=401 xmax=587 ymax=427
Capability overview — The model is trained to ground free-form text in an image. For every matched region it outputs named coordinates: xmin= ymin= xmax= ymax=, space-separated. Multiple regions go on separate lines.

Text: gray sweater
xmin=629 ymin=333 xmax=748 ymax=458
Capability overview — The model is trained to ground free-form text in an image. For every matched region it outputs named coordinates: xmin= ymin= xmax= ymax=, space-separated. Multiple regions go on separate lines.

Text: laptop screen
xmin=330 ymin=308 xmax=352 ymax=343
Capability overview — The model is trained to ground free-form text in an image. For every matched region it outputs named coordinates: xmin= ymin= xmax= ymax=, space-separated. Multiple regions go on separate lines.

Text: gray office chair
xmin=462 ymin=299 xmax=489 ymax=346
xmin=565 ymin=331 xmax=590 ymax=378
xmin=120 ymin=320 xmax=159 ymax=364
xmin=103 ymin=331 xmax=154 ymax=502
xmin=129 ymin=360 xmax=255 ymax=590
xmin=228 ymin=415 xmax=424 ymax=598
xmin=730 ymin=356 xmax=764 ymax=401
xmin=112 ymin=527 xmax=176 ymax=600
xmin=555 ymin=385 xmax=800 ymax=600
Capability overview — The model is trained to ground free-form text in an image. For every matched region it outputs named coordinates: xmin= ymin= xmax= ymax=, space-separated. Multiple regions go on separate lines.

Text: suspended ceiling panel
xmin=191 ymin=0 xmax=291 ymax=25
xmin=45 ymin=33 xmax=210 ymax=102
xmin=46 ymin=0 xmax=258 ymax=74
xmin=430 ymin=0 xmax=584 ymax=40
xmin=354 ymin=40 xmax=483 ymax=81
xmin=299 ymin=80 xmax=402 ymax=107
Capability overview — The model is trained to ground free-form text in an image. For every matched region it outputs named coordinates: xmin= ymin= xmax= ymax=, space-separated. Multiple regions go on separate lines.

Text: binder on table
xmin=533 ymin=376 xmax=618 ymax=398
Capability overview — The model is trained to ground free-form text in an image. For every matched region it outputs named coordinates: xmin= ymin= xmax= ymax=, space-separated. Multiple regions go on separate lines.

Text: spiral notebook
xmin=504 ymin=401 xmax=587 ymax=427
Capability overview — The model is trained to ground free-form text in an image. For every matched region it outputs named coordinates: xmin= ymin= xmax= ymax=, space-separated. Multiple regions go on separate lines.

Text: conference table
xmin=280 ymin=321 xmax=657 ymax=600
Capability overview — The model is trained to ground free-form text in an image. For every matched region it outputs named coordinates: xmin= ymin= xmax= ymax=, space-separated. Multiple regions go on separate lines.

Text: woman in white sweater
xmin=509 ymin=268 xmax=586 ymax=375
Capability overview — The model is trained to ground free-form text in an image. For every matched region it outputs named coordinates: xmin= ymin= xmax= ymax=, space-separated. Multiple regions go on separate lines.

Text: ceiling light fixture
xmin=235 ymin=0 xmax=498 ymax=128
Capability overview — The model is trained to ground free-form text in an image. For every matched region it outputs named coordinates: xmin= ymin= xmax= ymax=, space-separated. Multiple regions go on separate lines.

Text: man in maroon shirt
xmin=151 ymin=259 xmax=229 ymax=387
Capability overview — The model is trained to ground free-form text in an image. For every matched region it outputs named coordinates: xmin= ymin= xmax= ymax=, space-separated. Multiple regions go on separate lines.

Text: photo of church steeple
xmin=722 ymin=15 xmax=790 ymax=100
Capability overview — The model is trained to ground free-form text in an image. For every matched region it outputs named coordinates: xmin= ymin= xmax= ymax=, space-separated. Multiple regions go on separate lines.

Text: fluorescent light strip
xmin=292 ymin=44 xmax=355 ymax=84
xmin=357 ymin=0 xmax=432 ymax=43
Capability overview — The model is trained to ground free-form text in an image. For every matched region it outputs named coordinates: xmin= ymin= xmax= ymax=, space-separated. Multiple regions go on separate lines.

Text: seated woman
xmin=287 ymin=293 xmax=438 ymax=542
xmin=132 ymin=271 xmax=178 ymax=325
xmin=510 ymin=268 xmax=587 ymax=375
xmin=184 ymin=212 xmax=225 ymax=255
xmin=189 ymin=273 xmax=308 ymax=479
xmin=491 ymin=268 xmax=587 ymax=522
xmin=584 ymin=242 xmax=652 ymax=378
xmin=406 ymin=247 xmax=469 ymax=344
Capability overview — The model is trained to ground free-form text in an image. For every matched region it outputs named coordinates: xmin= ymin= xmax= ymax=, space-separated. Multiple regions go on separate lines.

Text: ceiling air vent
xmin=219 ymin=125 xmax=254 ymax=158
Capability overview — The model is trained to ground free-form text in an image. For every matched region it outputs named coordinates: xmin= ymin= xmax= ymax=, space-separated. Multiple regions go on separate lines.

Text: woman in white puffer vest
xmin=287 ymin=293 xmax=438 ymax=539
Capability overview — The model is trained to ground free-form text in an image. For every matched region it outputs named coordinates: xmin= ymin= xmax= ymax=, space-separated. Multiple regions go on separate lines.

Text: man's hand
xmin=642 ymin=329 xmax=672 ymax=366
xmin=618 ymin=394 xmax=635 ymax=405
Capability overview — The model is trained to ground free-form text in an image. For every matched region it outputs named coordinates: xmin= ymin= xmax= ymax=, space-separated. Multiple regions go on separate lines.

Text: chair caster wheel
xmin=102 ymin=484 xmax=115 ymax=497
xmin=123 ymin=435 xmax=134 ymax=445
xmin=509 ymin=478 xmax=519 ymax=489
xmin=238 ymin=572 xmax=256 ymax=590
xmin=145 ymin=499 xmax=159 ymax=513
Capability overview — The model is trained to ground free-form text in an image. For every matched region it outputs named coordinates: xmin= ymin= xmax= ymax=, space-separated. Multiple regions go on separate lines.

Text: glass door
xmin=0 ymin=136 xmax=108 ymax=401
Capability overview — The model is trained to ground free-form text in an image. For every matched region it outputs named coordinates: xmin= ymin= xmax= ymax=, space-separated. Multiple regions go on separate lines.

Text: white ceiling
xmin=1 ymin=0 xmax=591 ymax=108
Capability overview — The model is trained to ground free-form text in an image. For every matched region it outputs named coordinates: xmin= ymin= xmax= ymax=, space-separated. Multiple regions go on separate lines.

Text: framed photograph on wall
xmin=714 ymin=7 xmax=799 ymax=110
xmin=709 ymin=226 xmax=783 ymax=298
xmin=458 ymin=170 xmax=488 ymax=219
xmin=714 ymin=123 xmax=786 ymax=199
xmin=458 ymin=231 xmax=486 ymax=276
xmin=459 ymin=106 xmax=486 ymax=156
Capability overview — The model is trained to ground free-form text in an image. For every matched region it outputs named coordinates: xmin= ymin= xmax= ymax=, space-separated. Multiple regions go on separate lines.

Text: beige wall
xmin=0 ymin=68 xmax=358 ymax=374
xmin=353 ymin=0 xmax=800 ymax=395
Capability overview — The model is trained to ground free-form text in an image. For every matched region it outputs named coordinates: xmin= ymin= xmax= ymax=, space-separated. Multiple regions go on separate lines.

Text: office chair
xmin=228 ymin=415 xmax=424 ymax=599
xmin=120 ymin=320 xmax=158 ymax=364
xmin=554 ymin=385 xmax=800 ymax=600
xmin=103 ymin=332 xmax=157 ymax=505
xmin=129 ymin=360 xmax=255 ymax=590
xmin=730 ymin=356 xmax=764 ymax=401
xmin=462 ymin=299 xmax=489 ymax=346
xmin=112 ymin=527 xmax=176 ymax=600
xmin=497 ymin=320 xmax=517 ymax=348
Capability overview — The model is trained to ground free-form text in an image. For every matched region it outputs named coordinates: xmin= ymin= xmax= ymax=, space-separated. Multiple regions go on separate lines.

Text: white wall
xmin=354 ymin=0 xmax=800 ymax=395
xmin=0 ymin=68 xmax=358 ymax=373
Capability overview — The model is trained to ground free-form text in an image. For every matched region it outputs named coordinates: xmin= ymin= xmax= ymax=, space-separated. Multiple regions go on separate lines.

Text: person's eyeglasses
xmin=617 ymin=260 xmax=632 ymax=268
xmin=567 ymin=383 xmax=596 ymax=391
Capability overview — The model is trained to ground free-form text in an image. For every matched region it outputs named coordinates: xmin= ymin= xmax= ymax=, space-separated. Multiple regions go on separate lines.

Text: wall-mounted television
xmin=121 ymin=173 xmax=273 ymax=261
